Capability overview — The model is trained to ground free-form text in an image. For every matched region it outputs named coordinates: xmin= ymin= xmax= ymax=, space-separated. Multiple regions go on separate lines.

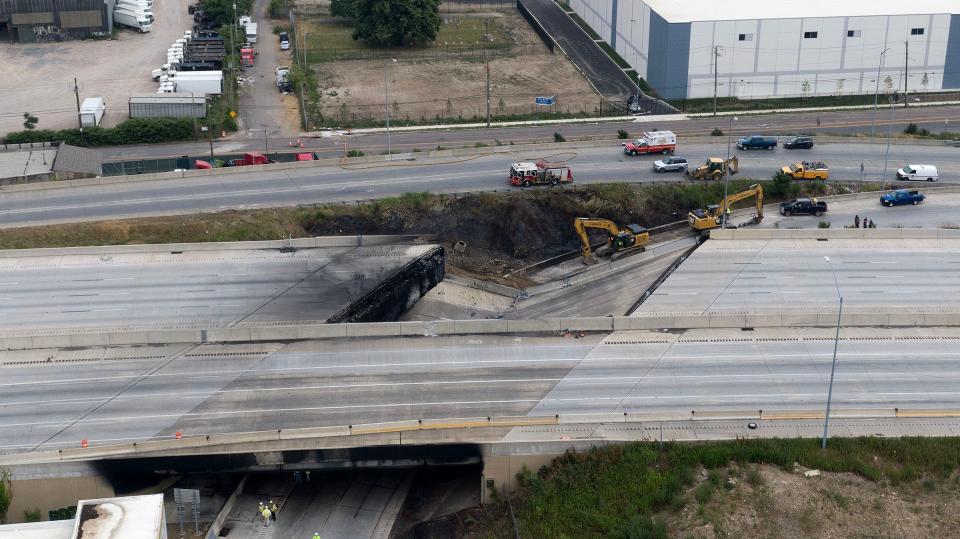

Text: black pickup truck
xmin=779 ymin=198 xmax=828 ymax=216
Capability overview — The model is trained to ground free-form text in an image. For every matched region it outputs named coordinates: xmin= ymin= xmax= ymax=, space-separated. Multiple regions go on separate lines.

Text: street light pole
xmin=384 ymin=58 xmax=396 ymax=156
xmin=721 ymin=116 xmax=737 ymax=228
xmin=821 ymin=255 xmax=842 ymax=450
xmin=882 ymin=96 xmax=895 ymax=189
xmin=871 ymin=48 xmax=890 ymax=137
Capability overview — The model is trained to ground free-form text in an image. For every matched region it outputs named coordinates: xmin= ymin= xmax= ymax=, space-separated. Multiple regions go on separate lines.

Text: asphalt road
xmin=763 ymin=192 xmax=960 ymax=230
xmin=4 ymin=328 xmax=960 ymax=452
xmin=97 ymin=103 xmax=960 ymax=161
xmin=0 ymin=244 xmax=433 ymax=330
xmin=3 ymin=141 xmax=960 ymax=228
xmin=636 ymin=238 xmax=960 ymax=315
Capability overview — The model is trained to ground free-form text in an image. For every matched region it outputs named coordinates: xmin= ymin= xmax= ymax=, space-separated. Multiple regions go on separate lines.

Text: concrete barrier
xmin=710 ymin=228 xmax=960 ymax=241
xmin=206 ymin=474 xmax=249 ymax=539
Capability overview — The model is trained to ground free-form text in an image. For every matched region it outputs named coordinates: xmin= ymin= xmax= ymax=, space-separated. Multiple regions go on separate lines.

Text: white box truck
xmin=79 ymin=97 xmax=105 ymax=127
xmin=244 ymin=22 xmax=257 ymax=43
xmin=116 ymin=3 xmax=153 ymax=22
xmin=114 ymin=9 xmax=151 ymax=32
xmin=170 ymin=71 xmax=223 ymax=95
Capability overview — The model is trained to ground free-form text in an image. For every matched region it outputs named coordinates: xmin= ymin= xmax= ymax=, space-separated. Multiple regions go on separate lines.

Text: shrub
xmin=346 ymin=149 xmax=364 ymax=157
xmin=904 ymin=123 xmax=919 ymax=135
xmin=818 ymin=220 xmax=831 ymax=228
xmin=553 ymin=132 xmax=566 ymax=143
xmin=2 ymin=118 xmax=195 ymax=147
xmin=23 ymin=508 xmax=42 ymax=523
xmin=617 ymin=129 xmax=630 ymax=139
xmin=710 ymin=128 xmax=723 ymax=136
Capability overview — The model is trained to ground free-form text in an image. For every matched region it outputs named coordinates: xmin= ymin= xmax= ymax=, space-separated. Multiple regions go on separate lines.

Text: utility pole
xmin=73 ymin=77 xmax=84 ymax=144
xmin=485 ymin=52 xmax=491 ymax=127
xmin=713 ymin=45 xmax=721 ymax=117
xmin=904 ymin=40 xmax=909 ymax=107
xmin=870 ymin=48 xmax=890 ymax=136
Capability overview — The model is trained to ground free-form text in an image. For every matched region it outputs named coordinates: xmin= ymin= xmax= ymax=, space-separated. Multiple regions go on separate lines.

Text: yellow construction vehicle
xmin=688 ymin=184 xmax=764 ymax=232
xmin=574 ymin=218 xmax=650 ymax=264
xmin=684 ymin=155 xmax=739 ymax=181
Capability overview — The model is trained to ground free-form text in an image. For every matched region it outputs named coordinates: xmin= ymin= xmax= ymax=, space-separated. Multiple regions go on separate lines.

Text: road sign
xmin=535 ymin=96 xmax=557 ymax=106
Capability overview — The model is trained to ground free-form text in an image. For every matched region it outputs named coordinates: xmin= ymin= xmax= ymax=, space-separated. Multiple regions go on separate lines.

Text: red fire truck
xmin=508 ymin=160 xmax=574 ymax=187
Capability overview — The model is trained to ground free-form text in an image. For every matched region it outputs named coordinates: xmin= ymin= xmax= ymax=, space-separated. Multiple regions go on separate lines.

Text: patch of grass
xmin=821 ymin=488 xmax=850 ymax=509
xmin=597 ymin=41 xmax=631 ymax=69
xmin=745 ymin=466 xmax=764 ymax=487
xmin=346 ymin=149 xmax=364 ymax=157
xmin=475 ymin=142 xmax=489 ymax=148
xmin=493 ymin=437 xmax=960 ymax=538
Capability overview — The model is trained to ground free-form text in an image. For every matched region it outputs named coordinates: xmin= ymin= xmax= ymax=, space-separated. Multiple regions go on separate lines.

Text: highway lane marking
xmin=4 ymin=390 xmax=960 ymax=430
xmin=4 ymin=350 xmax=960 ymax=389
xmin=5 ymin=371 xmax=959 ymax=408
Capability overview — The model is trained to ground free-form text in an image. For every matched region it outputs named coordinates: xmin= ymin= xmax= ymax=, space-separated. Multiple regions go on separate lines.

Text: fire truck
xmin=508 ymin=160 xmax=574 ymax=187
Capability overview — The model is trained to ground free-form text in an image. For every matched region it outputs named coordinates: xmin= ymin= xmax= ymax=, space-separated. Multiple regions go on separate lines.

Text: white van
xmin=897 ymin=164 xmax=938 ymax=182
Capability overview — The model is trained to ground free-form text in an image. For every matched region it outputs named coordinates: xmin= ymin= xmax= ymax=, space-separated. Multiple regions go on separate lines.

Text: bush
xmin=710 ymin=128 xmax=723 ymax=136
xmin=2 ymin=118 xmax=196 ymax=147
xmin=23 ymin=508 xmax=42 ymax=523
xmin=904 ymin=123 xmax=919 ymax=135
xmin=617 ymin=129 xmax=630 ymax=139
xmin=768 ymin=171 xmax=793 ymax=198
xmin=346 ymin=149 xmax=364 ymax=157
xmin=553 ymin=132 xmax=566 ymax=143
xmin=818 ymin=221 xmax=831 ymax=228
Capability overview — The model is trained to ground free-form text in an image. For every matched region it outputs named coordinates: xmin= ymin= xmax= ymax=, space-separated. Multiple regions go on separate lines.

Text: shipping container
xmin=129 ymin=94 xmax=207 ymax=118
xmin=80 ymin=97 xmax=106 ymax=127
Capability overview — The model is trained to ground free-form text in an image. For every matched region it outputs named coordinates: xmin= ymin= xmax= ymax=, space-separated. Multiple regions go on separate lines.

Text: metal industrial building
xmin=0 ymin=0 xmax=111 ymax=42
xmin=566 ymin=0 xmax=960 ymax=100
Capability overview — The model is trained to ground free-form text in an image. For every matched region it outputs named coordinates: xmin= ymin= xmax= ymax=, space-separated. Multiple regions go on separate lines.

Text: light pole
xmin=870 ymin=48 xmax=890 ymax=137
xmin=821 ymin=255 xmax=842 ymax=450
xmin=721 ymin=116 xmax=738 ymax=228
xmin=262 ymin=127 xmax=269 ymax=157
xmin=384 ymin=58 xmax=396 ymax=156
xmin=882 ymin=95 xmax=919 ymax=189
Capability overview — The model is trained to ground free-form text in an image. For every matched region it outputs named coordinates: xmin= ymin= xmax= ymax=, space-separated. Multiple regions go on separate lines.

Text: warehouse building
xmin=566 ymin=0 xmax=960 ymax=100
xmin=0 ymin=0 xmax=111 ymax=42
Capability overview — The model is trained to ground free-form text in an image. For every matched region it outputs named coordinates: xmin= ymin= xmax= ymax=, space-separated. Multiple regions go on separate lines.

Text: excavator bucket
xmin=726 ymin=155 xmax=739 ymax=175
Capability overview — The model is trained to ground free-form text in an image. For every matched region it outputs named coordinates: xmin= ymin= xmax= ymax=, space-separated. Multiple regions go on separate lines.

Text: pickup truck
xmin=781 ymin=161 xmax=829 ymax=180
xmin=779 ymin=198 xmax=827 ymax=216
xmin=880 ymin=189 xmax=925 ymax=206
xmin=736 ymin=135 xmax=777 ymax=150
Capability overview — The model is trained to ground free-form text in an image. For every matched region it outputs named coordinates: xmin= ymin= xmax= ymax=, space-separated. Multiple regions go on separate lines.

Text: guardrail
xmin=3 ymin=408 xmax=957 ymax=465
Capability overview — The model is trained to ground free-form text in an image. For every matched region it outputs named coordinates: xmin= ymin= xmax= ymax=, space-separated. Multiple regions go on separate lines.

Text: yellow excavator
xmin=688 ymin=184 xmax=764 ymax=232
xmin=574 ymin=218 xmax=650 ymax=264
xmin=685 ymin=155 xmax=739 ymax=181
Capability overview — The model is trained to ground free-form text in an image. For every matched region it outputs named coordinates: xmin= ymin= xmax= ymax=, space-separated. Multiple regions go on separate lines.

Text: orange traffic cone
xmin=81 ymin=439 xmax=89 ymax=448
xmin=175 ymin=431 xmax=183 ymax=440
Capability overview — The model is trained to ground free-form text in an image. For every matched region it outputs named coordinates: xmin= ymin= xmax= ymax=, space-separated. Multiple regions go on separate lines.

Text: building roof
xmin=0 ymin=520 xmax=74 ymax=539
xmin=645 ymin=0 xmax=960 ymax=23
xmin=0 ymin=148 xmax=55 ymax=180
xmin=52 ymin=144 xmax=102 ymax=176
xmin=130 ymin=93 xmax=207 ymax=104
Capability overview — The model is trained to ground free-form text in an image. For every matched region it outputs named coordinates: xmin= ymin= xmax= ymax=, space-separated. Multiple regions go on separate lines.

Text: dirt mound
xmin=299 ymin=187 xmax=669 ymax=272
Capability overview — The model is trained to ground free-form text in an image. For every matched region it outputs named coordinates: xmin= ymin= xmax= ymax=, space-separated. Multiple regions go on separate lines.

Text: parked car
xmin=881 ymin=189 xmax=925 ymax=206
xmin=736 ymin=135 xmax=777 ymax=150
xmin=652 ymin=156 xmax=687 ymax=172
xmin=784 ymin=136 xmax=814 ymax=149
xmin=896 ymin=164 xmax=938 ymax=182
xmin=779 ymin=198 xmax=827 ymax=216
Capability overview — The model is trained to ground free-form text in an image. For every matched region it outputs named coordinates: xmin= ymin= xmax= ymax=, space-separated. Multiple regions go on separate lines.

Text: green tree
xmin=200 ymin=0 xmax=253 ymax=28
xmin=330 ymin=0 xmax=356 ymax=18
xmin=22 ymin=112 xmax=38 ymax=130
xmin=0 ymin=469 xmax=11 ymax=524
xmin=352 ymin=0 xmax=441 ymax=46
xmin=768 ymin=171 xmax=793 ymax=198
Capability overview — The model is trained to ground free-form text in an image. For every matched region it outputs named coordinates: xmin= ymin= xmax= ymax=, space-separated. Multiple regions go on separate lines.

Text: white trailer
xmin=244 ymin=22 xmax=257 ymax=43
xmin=79 ymin=97 xmax=105 ymax=127
xmin=170 ymin=71 xmax=223 ymax=95
xmin=113 ymin=9 xmax=151 ymax=32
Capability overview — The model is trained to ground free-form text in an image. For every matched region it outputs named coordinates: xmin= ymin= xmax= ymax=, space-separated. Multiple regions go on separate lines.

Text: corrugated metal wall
xmin=129 ymin=102 xmax=207 ymax=119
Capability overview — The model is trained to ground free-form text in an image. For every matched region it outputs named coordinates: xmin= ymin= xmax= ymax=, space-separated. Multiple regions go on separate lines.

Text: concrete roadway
xmin=98 ymin=103 xmax=960 ymax=161
xmin=636 ymin=238 xmax=960 ymax=315
xmin=3 ymin=142 xmax=960 ymax=228
xmin=0 ymin=244 xmax=434 ymax=330
xmin=4 ymin=328 xmax=960 ymax=452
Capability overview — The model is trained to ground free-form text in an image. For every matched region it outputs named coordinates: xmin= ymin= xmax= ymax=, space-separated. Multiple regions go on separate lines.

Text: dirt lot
xmin=668 ymin=464 xmax=960 ymax=538
xmin=307 ymin=9 xmax=601 ymax=124
xmin=0 ymin=0 xmax=193 ymax=136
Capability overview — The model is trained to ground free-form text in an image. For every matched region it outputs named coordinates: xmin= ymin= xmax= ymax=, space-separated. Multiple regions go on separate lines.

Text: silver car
xmin=653 ymin=156 xmax=687 ymax=172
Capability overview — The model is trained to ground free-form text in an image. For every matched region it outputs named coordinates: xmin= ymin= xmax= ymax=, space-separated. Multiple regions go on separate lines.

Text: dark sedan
xmin=784 ymin=136 xmax=814 ymax=149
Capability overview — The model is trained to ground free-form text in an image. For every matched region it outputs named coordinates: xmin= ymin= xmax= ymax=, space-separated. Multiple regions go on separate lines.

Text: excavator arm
xmin=574 ymin=218 xmax=622 ymax=259
xmin=716 ymin=183 xmax=762 ymax=216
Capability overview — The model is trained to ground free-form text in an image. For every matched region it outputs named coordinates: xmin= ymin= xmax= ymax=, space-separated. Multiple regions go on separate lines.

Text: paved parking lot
xmin=0 ymin=0 xmax=193 ymax=135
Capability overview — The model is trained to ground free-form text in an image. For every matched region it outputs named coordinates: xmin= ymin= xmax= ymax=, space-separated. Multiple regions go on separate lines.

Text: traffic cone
xmin=81 ymin=439 xmax=89 ymax=448
xmin=175 ymin=431 xmax=183 ymax=440
xmin=298 ymin=139 xmax=303 ymax=148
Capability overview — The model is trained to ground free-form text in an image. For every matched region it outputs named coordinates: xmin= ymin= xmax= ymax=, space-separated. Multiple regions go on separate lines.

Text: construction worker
xmin=261 ymin=506 xmax=272 ymax=527
xmin=270 ymin=500 xmax=279 ymax=521
xmin=312 ymin=533 xmax=321 ymax=539
xmin=854 ymin=214 xmax=860 ymax=228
